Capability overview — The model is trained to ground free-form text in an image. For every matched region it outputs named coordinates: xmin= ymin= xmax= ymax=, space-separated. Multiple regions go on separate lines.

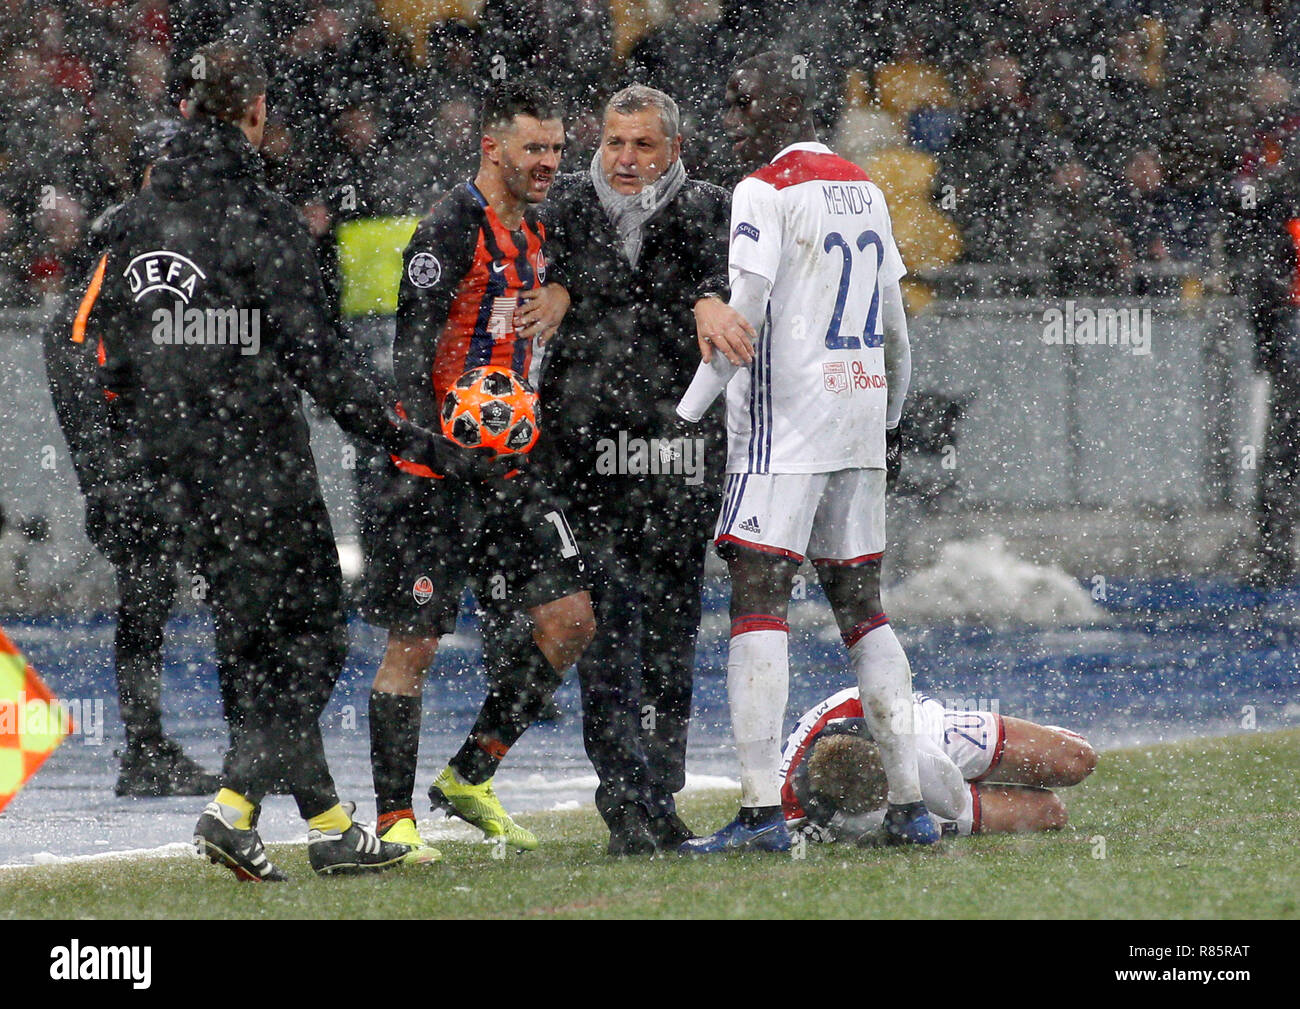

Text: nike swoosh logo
xmin=491 ymin=262 xmax=507 ymax=273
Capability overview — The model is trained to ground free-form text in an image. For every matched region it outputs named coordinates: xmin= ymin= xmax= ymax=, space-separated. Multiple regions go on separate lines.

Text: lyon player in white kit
xmin=676 ymin=52 xmax=934 ymax=853
xmin=779 ymin=688 xmax=1097 ymax=842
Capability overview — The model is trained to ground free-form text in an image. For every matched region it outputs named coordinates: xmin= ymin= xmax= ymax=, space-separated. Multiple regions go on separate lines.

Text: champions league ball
xmin=440 ymin=366 xmax=540 ymax=456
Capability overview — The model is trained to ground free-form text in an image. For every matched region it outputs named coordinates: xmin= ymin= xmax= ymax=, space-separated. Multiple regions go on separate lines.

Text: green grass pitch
xmin=2 ymin=729 xmax=1297 ymax=919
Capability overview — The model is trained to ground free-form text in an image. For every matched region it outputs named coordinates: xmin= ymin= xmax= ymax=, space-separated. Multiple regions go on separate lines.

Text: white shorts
xmin=714 ymin=469 xmax=886 ymax=565
xmin=915 ymin=694 xmax=1006 ymax=781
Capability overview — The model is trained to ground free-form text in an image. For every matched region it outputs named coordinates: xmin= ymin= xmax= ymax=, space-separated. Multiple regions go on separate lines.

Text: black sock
xmin=450 ymin=632 xmax=563 ymax=785
xmin=449 ymin=728 xmax=510 ymax=786
xmin=369 ymin=690 xmax=421 ymax=816
xmin=739 ymin=805 xmax=782 ymax=828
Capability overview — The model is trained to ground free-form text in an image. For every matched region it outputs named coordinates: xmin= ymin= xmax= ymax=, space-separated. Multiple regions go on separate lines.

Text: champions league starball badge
xmin=407 ymin=252 xmax=442 ymax=288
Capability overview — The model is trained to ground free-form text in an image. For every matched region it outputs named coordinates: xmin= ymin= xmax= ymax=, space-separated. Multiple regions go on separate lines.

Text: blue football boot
xmin=882 ymin=802 xmax=942 ymax=846
xmin=678 ymin=810 xmax=792 ymax=854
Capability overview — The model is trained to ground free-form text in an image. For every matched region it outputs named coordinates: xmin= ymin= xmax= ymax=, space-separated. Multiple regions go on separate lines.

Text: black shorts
xmin=356 ymin=469 xmax=589 ymax=637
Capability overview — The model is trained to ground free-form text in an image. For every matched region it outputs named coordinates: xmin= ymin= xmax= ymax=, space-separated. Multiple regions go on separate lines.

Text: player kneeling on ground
xmin=781 ymin=687 xmax=1097 ymax=842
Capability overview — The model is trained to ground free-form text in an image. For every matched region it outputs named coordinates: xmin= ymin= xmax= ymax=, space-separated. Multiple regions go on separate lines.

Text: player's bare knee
xmin=409 ymin=636 xmax=442 ymax=667
xmin=1039 ymin=792 xmax=1069 ymax=830
xmin=818 ymin=560 xmax=883 ymax=623
xmin=1003 ymin=788 xmax=1069 ymax=832
xmin=375 ymin=634 xmax=439 ymax=694
xmin=727 ymin=550 xmax=797 ymax=618
xmin=1056 ymin=738 xmax=1098 ymax=786
xmin=532 ymin=593 xmax=596 ymax=669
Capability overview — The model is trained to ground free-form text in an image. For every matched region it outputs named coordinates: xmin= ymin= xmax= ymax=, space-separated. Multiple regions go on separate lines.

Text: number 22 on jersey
xmin=822 ymin=229 xmax=884 ymax=351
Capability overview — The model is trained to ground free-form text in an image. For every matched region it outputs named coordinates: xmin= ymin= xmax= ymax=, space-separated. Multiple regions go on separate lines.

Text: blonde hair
xmin=806 ymin=734 xmax=888 ymax=813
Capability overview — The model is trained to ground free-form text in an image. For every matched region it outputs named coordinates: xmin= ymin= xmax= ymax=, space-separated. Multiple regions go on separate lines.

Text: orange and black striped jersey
xmin=393 ymin=181 xmax=555 ymax=431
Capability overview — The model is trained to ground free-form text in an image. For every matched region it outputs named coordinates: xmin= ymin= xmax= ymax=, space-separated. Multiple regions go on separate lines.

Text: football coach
xmin=82 ymin=38 xmax=463 ymax=880
xmin=532 ymin=83 xmax=756 ymax=854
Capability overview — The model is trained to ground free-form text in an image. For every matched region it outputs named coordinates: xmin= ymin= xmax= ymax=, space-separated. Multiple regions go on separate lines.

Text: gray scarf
xmin=590 ymin=148 xmax=687 ymax=269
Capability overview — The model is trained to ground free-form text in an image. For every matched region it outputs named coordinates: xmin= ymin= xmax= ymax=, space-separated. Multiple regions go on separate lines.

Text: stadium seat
xmin=890 ymin=197 xmax=962 ymax=273
xmin=874 ymin=60 xmax=954 ymax=122
xmin=373 ymin=0 xmax=465 ymax=64
xmin=908 ymin=106 xmax=960 ymax=154
xmin=864 ymin=146 xmax=936 ymax=201
xmin=611 ymin=0 xmax=659 ymax=59
xmin=862 ymin=147 xmax=962 ymax=284
xmin=835 ymin=106 xmax=904 ymax=165
xmin=834 ymin=69 xmax=904 ymax=164
xmin=1138 ymin=15 xmax=1167 ymax=88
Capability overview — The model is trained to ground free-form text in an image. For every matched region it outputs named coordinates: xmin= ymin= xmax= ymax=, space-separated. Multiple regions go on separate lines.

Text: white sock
xmin=727 ymin=621 xmax=790 ymax=809
xmin=957 ymin=785 xmax=977 ymax=836
xmin=847 ymin=617 xmax=922 ymax=805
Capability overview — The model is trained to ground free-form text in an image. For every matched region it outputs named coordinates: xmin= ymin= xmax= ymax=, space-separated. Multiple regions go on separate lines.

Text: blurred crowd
xmin=5 ymin=0 xmax=1300 ymax=307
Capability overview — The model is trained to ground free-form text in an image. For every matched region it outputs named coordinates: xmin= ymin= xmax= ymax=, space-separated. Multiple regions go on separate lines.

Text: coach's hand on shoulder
xmin=694 ymin=296 xmax=756 ymax=365
xmin=515 ymin=284 xmax=570 ymax=346
xmin=885 ymin=422 xmax=902 ymax=492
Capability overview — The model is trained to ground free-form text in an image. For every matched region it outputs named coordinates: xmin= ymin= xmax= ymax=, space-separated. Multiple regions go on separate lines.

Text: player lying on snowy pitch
xmin=780 ymin=688 xmax=1098 ymax=843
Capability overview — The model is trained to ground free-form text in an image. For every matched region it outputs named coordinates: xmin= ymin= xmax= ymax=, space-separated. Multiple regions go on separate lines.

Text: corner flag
xmin=0 ymin=628 xmax=73 ymax=814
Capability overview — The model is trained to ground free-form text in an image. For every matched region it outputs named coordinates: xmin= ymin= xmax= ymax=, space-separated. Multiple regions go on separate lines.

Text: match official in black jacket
xmin=83 ymin=40 xmax=457 ymax=880
xmin=537 ymin=84 xmax=756 ymax=853
xmin=1245 ymin=171 xmax=1300 ymax=589
xmin=43 ymin=119 xmax=222 ymax=799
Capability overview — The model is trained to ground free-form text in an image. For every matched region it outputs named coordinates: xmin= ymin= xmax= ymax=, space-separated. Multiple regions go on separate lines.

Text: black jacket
xmin=538 ymin=171 xmax=729 ymax=500
xmin=39 ymin=204 xmax=167 ymax=563
xmin=1241 ymin=179 xmax=1300 ymax=375
xmin=42 ymin=204 xmax=124 ymax=501
xmin=86 ymin=118 xmax=410 ymax=524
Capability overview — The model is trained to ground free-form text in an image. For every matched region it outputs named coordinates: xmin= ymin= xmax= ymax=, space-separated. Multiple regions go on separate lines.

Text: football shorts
xmin=915 ymin=694 xmax=1006 ymax=781
xmin=356 ymin=469 xmax=589 ymax=637
xmin=714 ymin=468 xmax=886 ymax=565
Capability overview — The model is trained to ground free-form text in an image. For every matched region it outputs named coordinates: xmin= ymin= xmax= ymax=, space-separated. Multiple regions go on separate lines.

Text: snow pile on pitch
xmin=888 ymin=536 xmax=1105 ymax=626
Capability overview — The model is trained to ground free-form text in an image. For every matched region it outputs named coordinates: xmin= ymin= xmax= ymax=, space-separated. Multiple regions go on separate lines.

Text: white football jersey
xmin=726 ymin=142 xmax=906 ymax=473
xmin=779 ymin=687 xmax=1007 ymax=821
xmin=778 ymin=687 xmax=964 ymax=822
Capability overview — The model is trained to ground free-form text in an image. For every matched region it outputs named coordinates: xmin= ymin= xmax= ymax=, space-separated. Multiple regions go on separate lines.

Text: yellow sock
xmin=215 ymin=788 xmax=255 ymax=830
xmin=307 ymin=804 xmax=352 ymax=835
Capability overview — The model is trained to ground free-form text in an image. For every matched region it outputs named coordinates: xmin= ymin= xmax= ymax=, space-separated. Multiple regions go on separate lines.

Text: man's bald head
xmin=723 ymin=50 xmax=817 ymax=168
xmin=736 ymin=51 xmax=813 ymax=112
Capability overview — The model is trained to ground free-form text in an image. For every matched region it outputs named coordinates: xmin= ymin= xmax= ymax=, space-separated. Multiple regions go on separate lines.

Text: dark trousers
xmin=196 ymin=494 xmax=345 ymax=820
xmin=575 ymin=483 xmax=713 ymax=823
xmin=111 ymin=534 xmax=178 ymax=752
xmin=1258 ymin=358 xmax=1300 ymax=583
xmin=86 ymin=479 xmax=182 ymax=756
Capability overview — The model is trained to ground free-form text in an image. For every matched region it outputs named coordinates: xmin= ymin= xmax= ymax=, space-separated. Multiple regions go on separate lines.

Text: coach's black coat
xmin=539 ymin=170 xmax=729 ymax=490
xmin=538 ymin=169 xmax=731 ymax=818
xmin=92 ymin=119 xmax=410 ymax=504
